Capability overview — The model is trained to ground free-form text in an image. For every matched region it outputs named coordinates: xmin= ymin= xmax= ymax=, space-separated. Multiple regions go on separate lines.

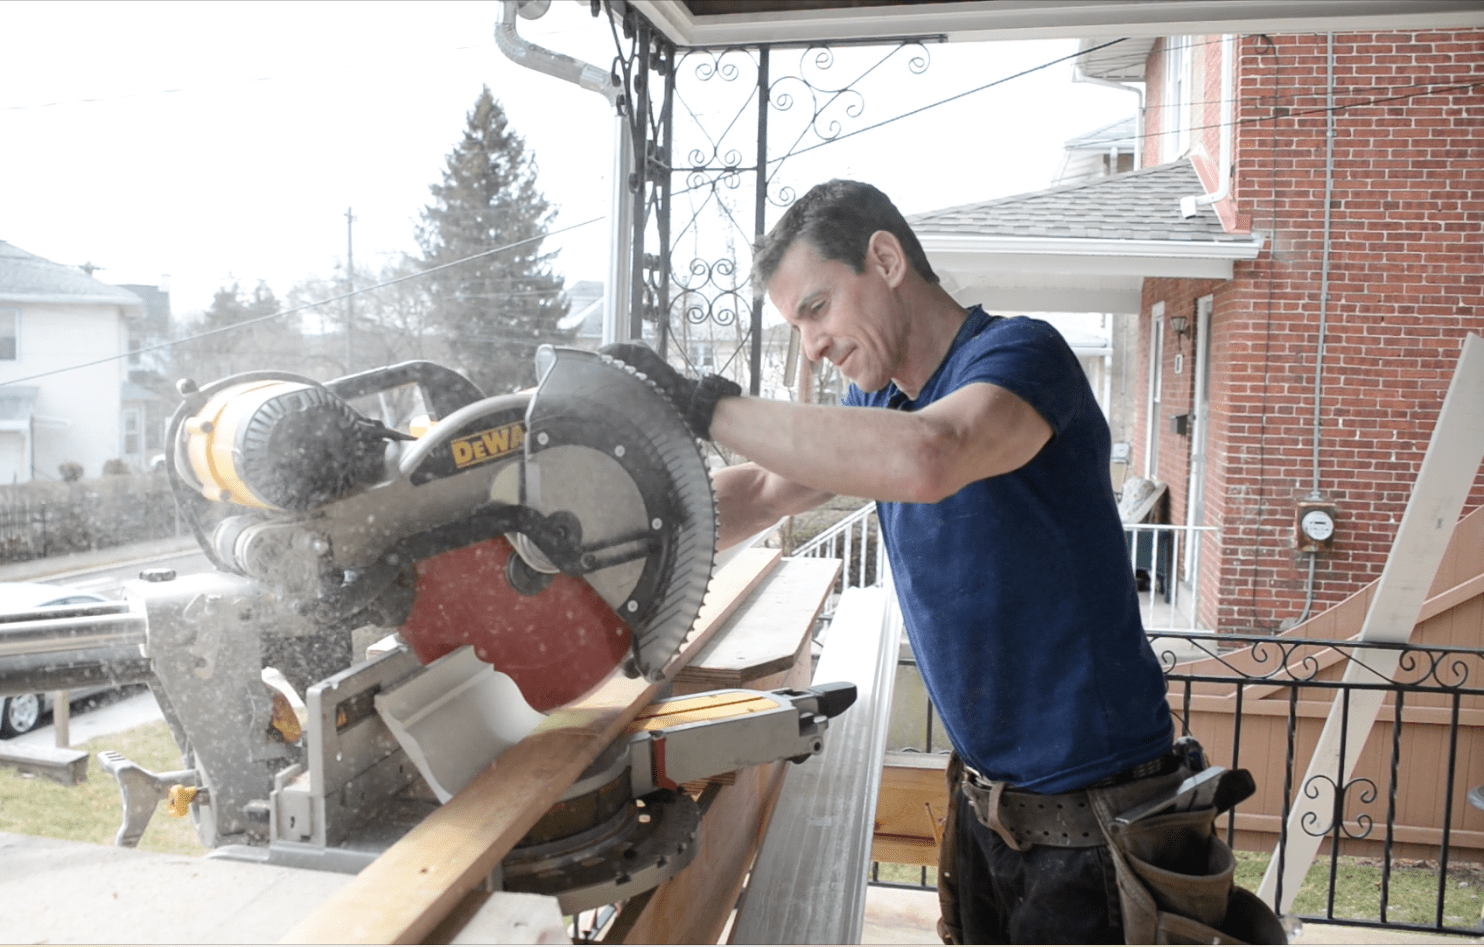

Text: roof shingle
xmin=0 ymin=241 xmax=143 ymax=306
xmin=910 ymin=162 xmax=1250 ymax=244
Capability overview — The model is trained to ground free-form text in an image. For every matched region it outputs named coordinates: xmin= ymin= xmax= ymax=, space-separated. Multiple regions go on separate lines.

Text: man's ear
xmin=866 ymin=230 xmax=908 ymax=288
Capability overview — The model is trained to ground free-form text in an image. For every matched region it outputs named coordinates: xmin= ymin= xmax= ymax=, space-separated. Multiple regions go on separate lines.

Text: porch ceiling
xmin=636 ymin=1 xmax=1484 ymax=48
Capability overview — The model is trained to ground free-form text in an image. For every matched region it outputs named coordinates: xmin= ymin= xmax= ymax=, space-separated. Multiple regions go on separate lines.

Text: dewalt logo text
xmin=450 ymin=422 xmax=525 ymax=469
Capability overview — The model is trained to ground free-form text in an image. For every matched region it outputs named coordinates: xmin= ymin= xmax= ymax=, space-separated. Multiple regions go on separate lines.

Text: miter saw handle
xmin=324 ymin=359 xmax=485 ymax=420
xmin=804 ymin=680 xmax=858 ymax=720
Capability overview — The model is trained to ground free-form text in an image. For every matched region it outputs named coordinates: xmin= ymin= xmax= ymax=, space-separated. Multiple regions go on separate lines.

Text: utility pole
xmin=345 ymin=207 xmax=356 ymax=373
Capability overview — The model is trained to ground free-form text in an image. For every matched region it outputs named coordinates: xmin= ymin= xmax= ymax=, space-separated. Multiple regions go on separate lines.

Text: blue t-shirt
xmin=844 ymin=307 xmax=1172 ymax=793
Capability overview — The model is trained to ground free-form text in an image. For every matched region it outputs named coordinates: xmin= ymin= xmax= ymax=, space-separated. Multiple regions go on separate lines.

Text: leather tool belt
xmin=949 ymin=746 xmax=1287 ymax=944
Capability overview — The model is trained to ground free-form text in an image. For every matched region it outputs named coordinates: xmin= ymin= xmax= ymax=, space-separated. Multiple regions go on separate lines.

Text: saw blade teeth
xmin=526 ymin=347 xmax=717 ymax=681
xmin=595 ymin=352 xmax=690 ymax=416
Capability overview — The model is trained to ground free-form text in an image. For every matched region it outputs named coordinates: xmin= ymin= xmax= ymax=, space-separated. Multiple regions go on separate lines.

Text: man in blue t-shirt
xmin=603 ymin=180 xmax=1175 ymax=943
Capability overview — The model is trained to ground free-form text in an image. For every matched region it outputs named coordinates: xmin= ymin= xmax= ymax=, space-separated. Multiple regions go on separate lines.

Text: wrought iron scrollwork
xmin=1151 ymin=630 xmax=1484 ymax=693
xmin=1299 ymin=774 xmax=1378 ymax=840
xmin=602 ymin=4 xmax=937 ymax=395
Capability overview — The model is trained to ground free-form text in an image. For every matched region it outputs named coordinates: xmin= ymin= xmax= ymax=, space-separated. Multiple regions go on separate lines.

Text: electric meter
xmin=1296 ymin=500 xmax=1338 ymax=551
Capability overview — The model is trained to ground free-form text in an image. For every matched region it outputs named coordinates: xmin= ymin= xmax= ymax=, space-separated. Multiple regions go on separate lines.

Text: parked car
xmin=0 ymin=582 xmax=115 ymax=737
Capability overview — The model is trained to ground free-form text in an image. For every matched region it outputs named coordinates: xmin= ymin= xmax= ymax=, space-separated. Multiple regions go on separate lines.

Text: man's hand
xmin=599 ymin=342 xmax=740 ymax=440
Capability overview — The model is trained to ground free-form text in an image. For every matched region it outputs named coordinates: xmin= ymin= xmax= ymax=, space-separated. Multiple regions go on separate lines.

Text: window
xmin=122 ymin=408 xmax=142 ymax=457
xmin=1163 ymin=37 xmax=1194 ymax=162
xmin=0 ymin=309 xmax=17 ymax=361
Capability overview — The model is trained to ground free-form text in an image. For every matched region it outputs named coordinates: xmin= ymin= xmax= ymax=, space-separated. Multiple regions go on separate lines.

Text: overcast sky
xmin=1 ymin=1 xmax=1136 ymax=320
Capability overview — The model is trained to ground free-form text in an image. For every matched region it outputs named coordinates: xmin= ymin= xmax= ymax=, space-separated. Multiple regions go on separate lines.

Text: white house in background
xmin=0 ymin=241 xmax=145 ymax=482
xmin=558 ymin=280 xmax=605 ymax=350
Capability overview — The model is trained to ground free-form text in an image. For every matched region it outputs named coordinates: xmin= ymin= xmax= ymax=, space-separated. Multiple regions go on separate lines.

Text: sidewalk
xmin=6 ymin=688 xmax=165 ymax=750
xmin=0 ymin=535 xmax=199 ymax=583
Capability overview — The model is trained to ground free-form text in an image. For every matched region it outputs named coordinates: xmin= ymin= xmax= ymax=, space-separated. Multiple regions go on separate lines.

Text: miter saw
xmin=0 ymin=346 xmax=854 ymax=911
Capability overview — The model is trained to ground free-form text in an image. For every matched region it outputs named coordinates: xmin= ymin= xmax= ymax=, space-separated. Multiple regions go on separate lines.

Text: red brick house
xmin=916 ymin=29 xmax=1484 ymax=635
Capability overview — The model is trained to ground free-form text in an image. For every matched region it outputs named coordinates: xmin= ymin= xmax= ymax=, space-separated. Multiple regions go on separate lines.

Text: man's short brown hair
xmin=752 ymin=179 xmax=938 ymax=298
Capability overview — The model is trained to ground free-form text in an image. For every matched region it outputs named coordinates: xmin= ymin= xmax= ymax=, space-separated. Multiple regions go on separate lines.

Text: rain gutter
xmin=495 ymin=1 xmax=630 ymax=345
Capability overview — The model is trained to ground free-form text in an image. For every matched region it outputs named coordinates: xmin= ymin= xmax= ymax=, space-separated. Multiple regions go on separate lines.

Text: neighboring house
xmin=558 ymin=279 xmax=605 ymax=351
xmin=914 ymin=29 xmax=1484 ymax=635
xmin=0 ymin=241 xmax=145 ymax=481
xmin=1052 ymin=116 xmax=1137 ymax=185
xmin=911 ymin=162 xmax=1262 ymax=467
xmin=117 ymin=281 xmax=175 ymax=468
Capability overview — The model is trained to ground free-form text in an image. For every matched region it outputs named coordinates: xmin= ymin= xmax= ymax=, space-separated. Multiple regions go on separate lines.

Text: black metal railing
xmin=873 ymin=631 xmax=1484 ymax=936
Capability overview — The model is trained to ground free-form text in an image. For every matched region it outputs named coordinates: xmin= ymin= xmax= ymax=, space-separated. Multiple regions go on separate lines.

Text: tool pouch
xmin=936 ymin=752 xmax=965 ymax=945
xmin=1089 ymin=785 xmax=1286 ymax=945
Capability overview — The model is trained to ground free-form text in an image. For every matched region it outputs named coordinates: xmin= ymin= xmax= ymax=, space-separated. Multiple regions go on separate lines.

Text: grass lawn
xmin=1233 ymin=849 xmax=1484 ymax=930
xmin=0 ymin=721 xmax=206 ymax=856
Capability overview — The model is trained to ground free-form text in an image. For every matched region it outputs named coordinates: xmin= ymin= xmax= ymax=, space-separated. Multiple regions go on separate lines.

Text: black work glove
xmin=599 ymin=342 xmax=740 ymax=441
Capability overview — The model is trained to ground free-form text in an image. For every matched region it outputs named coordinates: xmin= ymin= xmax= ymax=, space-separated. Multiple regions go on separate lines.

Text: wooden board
xmin=1258 ymin=333 xmax=1484 ymax=912
xmin=871 ymin=751 xmax=949 ymax=868
xmin=281 ymin=547 xmax=781 ymax=945
xmin=675 ymin=557 xmax=840 ymax=691
xmin=0 ymin=743 xmax=88 ymax=786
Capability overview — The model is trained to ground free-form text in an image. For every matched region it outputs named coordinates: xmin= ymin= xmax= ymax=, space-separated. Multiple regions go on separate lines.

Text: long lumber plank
xmin=282 ymin=547 xmax=781 ymax=945
xmin=1257 ymin=333 xmax=1484 ymax=912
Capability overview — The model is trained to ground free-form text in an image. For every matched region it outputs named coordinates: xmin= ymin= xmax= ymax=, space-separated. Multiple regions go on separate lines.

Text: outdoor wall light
xmin=1169 ymin=315 xmax=1190 ymax=338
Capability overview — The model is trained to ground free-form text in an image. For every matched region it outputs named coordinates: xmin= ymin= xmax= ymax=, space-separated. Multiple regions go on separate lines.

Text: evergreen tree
xmin=417 ymin=87 xmax=569 ymax=395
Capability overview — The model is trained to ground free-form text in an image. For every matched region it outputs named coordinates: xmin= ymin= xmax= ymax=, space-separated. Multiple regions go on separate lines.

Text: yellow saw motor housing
xmin=182 ymin=379 xmax=388 ymax=512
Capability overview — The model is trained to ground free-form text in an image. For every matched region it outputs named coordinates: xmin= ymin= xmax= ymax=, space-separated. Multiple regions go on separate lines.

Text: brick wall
xmin=1138 ymin=30 xmax=1484 ymax=634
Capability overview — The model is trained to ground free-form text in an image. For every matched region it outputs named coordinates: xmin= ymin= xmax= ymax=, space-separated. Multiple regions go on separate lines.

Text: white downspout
xmin=495 ymin=1 xmax=616 ymax=104
xmin=1180 ymin=33 xmax=1234 ymax=218
xmin=495 ymin=1 xmax=631 ymax=344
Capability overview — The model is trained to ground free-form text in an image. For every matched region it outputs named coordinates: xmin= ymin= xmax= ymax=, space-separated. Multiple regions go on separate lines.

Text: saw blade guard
xmin=525 ymin=345 xmax=716 ymax=682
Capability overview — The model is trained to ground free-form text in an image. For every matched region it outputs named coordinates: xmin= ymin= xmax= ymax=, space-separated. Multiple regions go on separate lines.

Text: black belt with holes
xmin=961 ymin=751 xmax=1181 ymax=849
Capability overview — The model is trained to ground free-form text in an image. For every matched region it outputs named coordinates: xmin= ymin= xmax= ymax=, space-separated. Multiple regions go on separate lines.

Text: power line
xmin=0 ymin=214 xmax=607 ymax=389
xmin=764 ymin=37 xmax=1132 ymax=168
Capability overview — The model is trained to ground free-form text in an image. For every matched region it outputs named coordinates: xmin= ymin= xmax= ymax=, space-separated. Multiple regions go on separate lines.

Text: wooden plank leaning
xmin=1256 ymin=333 xmax=1484 ymax=913
xmin=281 ymin=546 xmax=782 ymax=945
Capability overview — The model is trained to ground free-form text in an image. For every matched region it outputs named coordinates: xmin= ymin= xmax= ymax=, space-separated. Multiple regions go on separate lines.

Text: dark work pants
xmin=952 ymin=785 xmax=1124 ymax=944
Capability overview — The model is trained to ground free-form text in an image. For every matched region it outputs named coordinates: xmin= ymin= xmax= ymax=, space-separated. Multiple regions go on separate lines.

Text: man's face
xmin=765 ymin=236 xmax=908 ymax=393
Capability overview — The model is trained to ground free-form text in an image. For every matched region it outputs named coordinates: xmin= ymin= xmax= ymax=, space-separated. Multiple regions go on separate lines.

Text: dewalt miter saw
xmin=172 ymin=346 xmax=713 ymax=706
xmin=0 ymin=346 xmax=853 ymax=911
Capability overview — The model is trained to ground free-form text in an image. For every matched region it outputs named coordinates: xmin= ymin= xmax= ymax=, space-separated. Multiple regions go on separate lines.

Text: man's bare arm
xmin=713 ymin=463 xmax=834 ymax=550
xmin=710 ymin=381 xmax=1051 ymax=505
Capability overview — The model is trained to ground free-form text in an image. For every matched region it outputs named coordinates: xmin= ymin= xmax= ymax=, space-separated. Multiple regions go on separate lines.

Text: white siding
xmin=0 ymin=301 xmax=127 ymax=480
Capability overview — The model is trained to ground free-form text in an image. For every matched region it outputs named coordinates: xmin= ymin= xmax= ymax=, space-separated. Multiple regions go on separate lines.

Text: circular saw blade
xmin=525 ymin=345 xmax=716 ymax=682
